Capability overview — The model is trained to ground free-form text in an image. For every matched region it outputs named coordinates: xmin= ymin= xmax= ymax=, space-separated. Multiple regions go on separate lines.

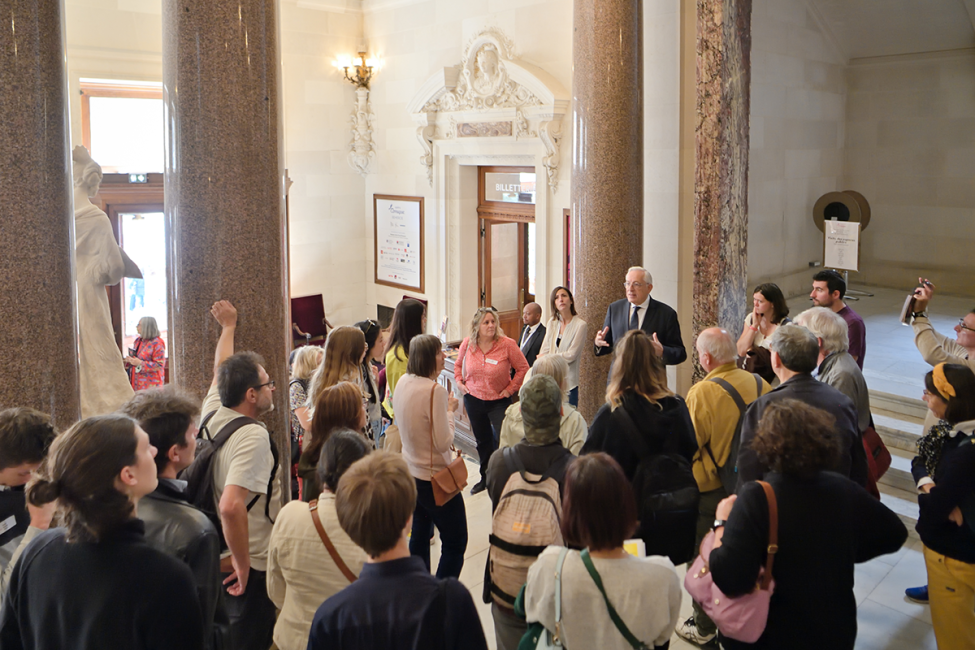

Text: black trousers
xmin=221 ymin=568 xmax=275 ymax=650
xmin=464 ymin=394 xmax=510 ymax=481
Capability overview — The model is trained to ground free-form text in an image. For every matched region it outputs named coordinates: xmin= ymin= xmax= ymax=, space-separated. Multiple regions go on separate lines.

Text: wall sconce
xmin=334 ymin=52 xmax=377 ymax=89
xmin=334 ymin=51 xmax=379 ymax=175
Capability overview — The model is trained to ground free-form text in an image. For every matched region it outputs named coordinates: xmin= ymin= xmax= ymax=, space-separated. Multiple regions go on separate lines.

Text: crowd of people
xmin=0 ymin=268 xmax=972 ymax=650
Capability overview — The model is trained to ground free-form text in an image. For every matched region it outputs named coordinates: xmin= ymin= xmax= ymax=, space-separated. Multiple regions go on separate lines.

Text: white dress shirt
xmin=521 ymin=322 xmax=541 ymax=349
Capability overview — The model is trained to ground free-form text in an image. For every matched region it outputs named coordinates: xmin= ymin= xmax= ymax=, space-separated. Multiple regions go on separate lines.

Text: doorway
xmin=477 ymin=166 xmax=536 ymax=339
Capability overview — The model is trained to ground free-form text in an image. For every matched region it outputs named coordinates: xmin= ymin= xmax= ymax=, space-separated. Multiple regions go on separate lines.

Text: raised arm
xmin=210 ymin=300 xmax=238 ymax=388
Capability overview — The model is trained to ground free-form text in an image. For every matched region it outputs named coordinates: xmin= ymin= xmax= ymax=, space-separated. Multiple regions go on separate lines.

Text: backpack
xmin=614 ymin=404 xmax=700 ymax=565
xmin=701 ymin=373 xmax=763 ymax=495
xmin=181 ymin=411 xmax=279 ymax=550
xmin=487 ymin=447 xmax=569 ymax=608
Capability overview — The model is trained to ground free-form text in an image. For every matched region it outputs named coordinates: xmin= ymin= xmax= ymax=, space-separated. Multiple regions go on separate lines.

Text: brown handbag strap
xmin=756 ymin=480 xmax=778 ymax=590
xmin=429 ymin=382 xmax=438 ymax=471
xmin=309 ymin=500 xmax=357 ymax=583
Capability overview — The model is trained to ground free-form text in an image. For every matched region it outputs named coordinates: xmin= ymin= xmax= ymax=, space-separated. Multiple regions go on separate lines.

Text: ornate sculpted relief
xmin=457 ymin=122 xmax=513 ymax=137
xmin=348 ymin=87 xmax=375 ymax=176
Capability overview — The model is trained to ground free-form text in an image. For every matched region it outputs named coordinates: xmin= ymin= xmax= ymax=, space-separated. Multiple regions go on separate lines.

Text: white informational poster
xmin=374 ymin=195 xmax=424 ymax=292
xmin=823 ymin=220 xmax=860 ymax=272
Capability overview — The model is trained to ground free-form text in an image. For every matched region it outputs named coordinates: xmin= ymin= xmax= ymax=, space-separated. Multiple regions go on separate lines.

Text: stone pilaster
xmin=693 ymin=0 xmax=752 ymax=380
xmin=571 ymin=0 xmax=644 ymax=421
xmin=164 ymin=0 xmax=290 ymax=495
xmin=0 ymin=0 xmax=80 ymax=429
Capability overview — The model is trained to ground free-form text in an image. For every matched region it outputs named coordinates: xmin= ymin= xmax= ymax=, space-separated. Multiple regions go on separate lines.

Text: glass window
xmin=119 ymin=212 xmax=168 ymax=355
xmin=88 ymin=96 xmax=164 ymax=173
xmin=484 ymin=172 xmax=536 ymax=204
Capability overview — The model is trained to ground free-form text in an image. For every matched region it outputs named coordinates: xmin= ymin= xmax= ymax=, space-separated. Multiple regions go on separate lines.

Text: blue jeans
xmin=410 ymin=478 xmax=469 ymax=579
xmin=464 ymin=394 xmax=510 ymax=481
xmin=567 ymin=386 xmax=578 ymax=408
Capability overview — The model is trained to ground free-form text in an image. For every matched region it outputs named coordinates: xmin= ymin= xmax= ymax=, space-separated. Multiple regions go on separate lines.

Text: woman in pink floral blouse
xmin=125 ymin=317 xmax=166 ymax=391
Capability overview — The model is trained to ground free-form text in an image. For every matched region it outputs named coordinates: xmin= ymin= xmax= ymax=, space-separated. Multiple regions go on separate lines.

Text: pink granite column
xmin=693 ymin=0 xmax=752 ymax=380
xmin=0 ymin=0 xmax=80 ymax=429
xmin=571 ymin=0 xmax=643 ymax=421
xmin=163 ymin=0 xmax=290 ymax=491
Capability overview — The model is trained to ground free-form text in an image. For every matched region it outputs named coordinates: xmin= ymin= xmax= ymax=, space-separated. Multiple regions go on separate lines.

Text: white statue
xmin=73 ymin=145 xmax=140 ymax=417
xmin=472 ymin=45 xmax=501 ymax=96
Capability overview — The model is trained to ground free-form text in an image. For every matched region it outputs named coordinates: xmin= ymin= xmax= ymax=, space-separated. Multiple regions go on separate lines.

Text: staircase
xmin=871 ymin=389 xmax=927 ymax=539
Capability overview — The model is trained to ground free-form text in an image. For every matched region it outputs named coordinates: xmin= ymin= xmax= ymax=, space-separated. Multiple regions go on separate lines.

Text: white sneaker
xmin=675 ymin=616 xmax=717 ymax=646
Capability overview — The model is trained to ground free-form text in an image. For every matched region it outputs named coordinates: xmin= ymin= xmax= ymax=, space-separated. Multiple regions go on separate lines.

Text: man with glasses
xmin=199 ymin=300 xmax=282 ymax=650
xmin=594 ymin=266 xmax=687 ymax=365
xmin=910 ymin=278 xmax=975 ymax=374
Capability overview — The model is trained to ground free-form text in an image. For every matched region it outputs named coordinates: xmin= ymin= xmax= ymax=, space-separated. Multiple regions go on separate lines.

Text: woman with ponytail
xmin=0 ymin=414 xmax=205 ymax=650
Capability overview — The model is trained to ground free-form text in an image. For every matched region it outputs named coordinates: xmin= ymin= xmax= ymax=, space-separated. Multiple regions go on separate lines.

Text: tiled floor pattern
xmin=435 ymin=460 xmax=936 ymax=650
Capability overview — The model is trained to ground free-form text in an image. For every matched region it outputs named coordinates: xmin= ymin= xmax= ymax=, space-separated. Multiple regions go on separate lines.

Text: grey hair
xmin=526 ymin=355 xmax=568 ymax=401
xmin=696 ymin=328 xmax=737 ymax=365
xmin=794 ymin=307 xmax=849 ymax=355
xmin=768 ymin=323 xmax=819 ymax=374
xmin=138 ymin=317 xmax=160 ymax=340
xmin=627 ymin=266 xmax=653 ymax=285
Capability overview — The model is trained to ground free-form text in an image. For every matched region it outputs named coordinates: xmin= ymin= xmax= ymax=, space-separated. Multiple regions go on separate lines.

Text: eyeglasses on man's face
xmin=957 ymin=319 xmax=975 ymax=333
xmin=253 ymin=380 xmax=275 ymax=391
xmin=623 ymin=281 xmax=647 ymax=289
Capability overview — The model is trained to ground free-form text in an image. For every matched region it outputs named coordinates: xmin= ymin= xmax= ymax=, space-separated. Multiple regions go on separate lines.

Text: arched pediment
xmin=407 ymin=28 xmax=569 ymax=190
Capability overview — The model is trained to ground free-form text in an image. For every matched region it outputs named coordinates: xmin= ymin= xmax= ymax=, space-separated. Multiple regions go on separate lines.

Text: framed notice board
xmin=374 ymin=194 xmax=425 ymax=293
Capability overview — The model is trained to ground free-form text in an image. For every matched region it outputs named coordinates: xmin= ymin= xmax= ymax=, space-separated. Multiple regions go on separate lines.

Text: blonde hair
xmin=468 ymin=307 xmax=504 ymax=347
xmin=528 ymin=355 xmax=568 ymax=401
xmin=308 ymin=326 xmax=366 ymax=407
xmin=605 ymin=330 xmax=672 ymax=409
xmin=290 ymin=345 xmax=323 ymax=383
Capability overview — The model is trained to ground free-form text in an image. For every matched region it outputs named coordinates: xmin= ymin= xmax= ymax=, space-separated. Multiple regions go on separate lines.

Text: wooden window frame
xmin=79 ymin=81 xmax=163 ymax=154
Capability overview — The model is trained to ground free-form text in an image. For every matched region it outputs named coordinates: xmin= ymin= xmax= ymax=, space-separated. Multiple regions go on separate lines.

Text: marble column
xmin=571 ymin=0 xmax=644 ymax=421
xmin=0 ymin=0 xmax=80 ymax=430
xmin=164 ymin=0 xmax=290 ymax=495
xmin=692 ymin=0 xmax=752 ymax=381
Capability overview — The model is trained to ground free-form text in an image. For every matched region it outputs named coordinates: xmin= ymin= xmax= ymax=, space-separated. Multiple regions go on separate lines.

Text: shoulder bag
xmin=309 ymin=499 xmax=357 ymax=583
xmin=429 ymin=382 xmax=469 ymax=506
xmin=684 ymin=480 xmax=778 ymax=643
xmin=516 ymin=547 xmax=569 ymax=650
xmin=580 ymin=549 xmax=651 ymax=649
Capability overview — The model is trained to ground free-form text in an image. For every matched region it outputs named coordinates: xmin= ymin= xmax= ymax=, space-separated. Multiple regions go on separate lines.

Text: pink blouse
xmin=454 ymin=336 xmax=529 ymax=402
xmin=130 ymin=337 xmax=166 ymax=391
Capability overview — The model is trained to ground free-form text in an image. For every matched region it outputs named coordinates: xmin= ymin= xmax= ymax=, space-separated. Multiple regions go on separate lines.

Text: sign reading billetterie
xmin=374 ymin=194 xmax=425 ymax=292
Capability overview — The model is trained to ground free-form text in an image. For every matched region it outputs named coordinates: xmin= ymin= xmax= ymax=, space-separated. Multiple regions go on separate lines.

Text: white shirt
xmin=628 ymin=296 xmax=651 ymax=331
xmin=521 ymin=322 xmax=541 ymax=349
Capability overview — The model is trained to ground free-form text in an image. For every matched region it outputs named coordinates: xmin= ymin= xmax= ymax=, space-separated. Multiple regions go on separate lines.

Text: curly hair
xmin=751 ymin=399 xmax=841 ymax=478
xmin=119 ymin=387 xmax=200 ymax=474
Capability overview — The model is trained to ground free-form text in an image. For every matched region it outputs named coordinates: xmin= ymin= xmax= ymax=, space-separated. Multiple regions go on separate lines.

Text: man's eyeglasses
xmin=623 ymin=281 xmax=647 ymax=289
xmin=957 ymin=319 xmax=975 ymax=333
xmin=253 ymin=380 xmax=275 ymax=391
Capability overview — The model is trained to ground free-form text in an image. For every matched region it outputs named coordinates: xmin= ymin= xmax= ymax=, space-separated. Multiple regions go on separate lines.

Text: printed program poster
xmin=823 ymin=220 xmax=860 ymax=272
xmin=374 ymin=195 xmax=424 ymax=292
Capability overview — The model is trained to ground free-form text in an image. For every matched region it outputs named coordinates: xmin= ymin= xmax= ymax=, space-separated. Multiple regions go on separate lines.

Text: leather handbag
xmin=684 ymin=480 xmax=778 ymax=644
xmin=309 ymin=499 xmax=357 ymax=583
xmin=428 ymin=383 xmax=468 ymax=506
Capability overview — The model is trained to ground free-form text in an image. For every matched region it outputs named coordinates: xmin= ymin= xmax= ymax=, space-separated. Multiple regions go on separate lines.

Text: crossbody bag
xmin=429 ymin=382 xmax=468 ymax=505
xmin=308 ymin=499 xmax=357 ymax=583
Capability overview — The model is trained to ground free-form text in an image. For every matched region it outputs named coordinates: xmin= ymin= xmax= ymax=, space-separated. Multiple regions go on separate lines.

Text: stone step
xmin=869 ymin=389 xmax=927 ymax=422
xmin=878 ymin=447 xmax=916 ymax=493
xmin=874 ymin=413 xmax=924 ymax=453
xmin=878 ymin=483 xmax=919 ymax=540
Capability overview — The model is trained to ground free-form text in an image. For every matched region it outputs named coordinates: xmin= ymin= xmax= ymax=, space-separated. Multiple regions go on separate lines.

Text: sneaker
xmin=470 ymin=480 xmax=487 ymax=495
xmin=905 ymin=585 xmax=929 ymax=604
xmin=675 ymin=616 xmax=717 ymax=646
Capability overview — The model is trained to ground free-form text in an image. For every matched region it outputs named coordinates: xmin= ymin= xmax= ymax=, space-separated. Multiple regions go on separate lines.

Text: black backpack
xmin=614 ymin=405 xmax=700 ymax=565
xmin=701 ymin=373 xmax=763 ymax=495
xmin=181 ymin=411 xmax=279 ymax=550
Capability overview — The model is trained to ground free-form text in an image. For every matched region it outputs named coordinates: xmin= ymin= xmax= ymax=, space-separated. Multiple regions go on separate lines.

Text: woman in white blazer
xmin=538 ymin=286 xmax=587 ymax=407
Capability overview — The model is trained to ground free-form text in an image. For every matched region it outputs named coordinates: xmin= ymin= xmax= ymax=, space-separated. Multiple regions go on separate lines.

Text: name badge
xmin=486 ymin=358 xmax=499 ymax=365
xmin=0 ymin=515 xmax=16 ymax=536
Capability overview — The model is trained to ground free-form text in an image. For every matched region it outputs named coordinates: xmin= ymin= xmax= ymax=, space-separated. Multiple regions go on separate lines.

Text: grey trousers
xmin=492 ymin=602 xmax=527 ymax=650
xmin=688 ymin=486 xmax=728 ymax=636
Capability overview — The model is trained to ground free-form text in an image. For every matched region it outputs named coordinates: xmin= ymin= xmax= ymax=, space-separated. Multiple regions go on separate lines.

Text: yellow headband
xmin=933 ymin=363 xmax=956 ymax=400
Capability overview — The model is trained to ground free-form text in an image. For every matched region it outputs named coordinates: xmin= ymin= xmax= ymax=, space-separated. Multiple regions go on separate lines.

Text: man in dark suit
xmin=517 ymin=302 xmax=546 ymax=367
xmin=735 ymin=323 xmax=868 ymax=491
xmin=593 ymin=267 xmax=687 ymax=365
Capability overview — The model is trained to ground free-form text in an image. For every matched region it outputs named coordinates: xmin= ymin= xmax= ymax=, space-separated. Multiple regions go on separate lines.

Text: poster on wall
xmin=374 ymin=194 xmax=425 ymax=293
xmin=823 ymin=220 xmax=860 ymax=272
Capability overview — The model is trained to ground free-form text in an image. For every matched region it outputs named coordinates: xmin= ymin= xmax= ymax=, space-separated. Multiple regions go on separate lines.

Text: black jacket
xmin=517 ymin=323 xmax=546 ymax=367
xmin=736 ymin=374 xmax=868 ymax=491
xmin=594 ymin=297 xmax=687 ymax=365
xmin=0 ymin=519 xmax=204 ymax=650
xmin=140 ymin=478 xmax=225 ymax=649
xmin=582 ymin=392 xmax=698 ymax=482
xmin=710 ymin=473 xmax=907 ymax=650
xmin=917 ymin=432 xmax=975 ymax=563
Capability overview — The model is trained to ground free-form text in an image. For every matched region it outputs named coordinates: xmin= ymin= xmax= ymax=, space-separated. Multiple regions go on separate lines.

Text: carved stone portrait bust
xmin=472 ymin=45 xmax=501 ymax=96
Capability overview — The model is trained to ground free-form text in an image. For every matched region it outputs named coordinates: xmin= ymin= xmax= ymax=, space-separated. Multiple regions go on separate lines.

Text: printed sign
xmin=823 ymin=220 xmax=860 ymax=272
xmin=374 ymin=195 xmax=425 ymax=292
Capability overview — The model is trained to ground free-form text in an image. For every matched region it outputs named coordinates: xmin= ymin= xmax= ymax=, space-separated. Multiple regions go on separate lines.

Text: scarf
xmin=917 ymin=419 xmax=954 ymax=478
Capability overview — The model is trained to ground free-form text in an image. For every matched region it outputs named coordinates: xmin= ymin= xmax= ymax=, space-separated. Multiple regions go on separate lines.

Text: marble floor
xmin=431 ymin=458 xmax=937 ymax=650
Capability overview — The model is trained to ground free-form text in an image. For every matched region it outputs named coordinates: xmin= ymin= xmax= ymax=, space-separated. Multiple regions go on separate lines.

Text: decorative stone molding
xmin=408 ymin=28 xmax=569 ymax=188
xmin=348 ymin=87 xmax=374 ymax=175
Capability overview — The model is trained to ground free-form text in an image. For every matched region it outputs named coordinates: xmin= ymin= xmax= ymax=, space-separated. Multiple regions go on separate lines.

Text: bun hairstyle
xmin=27 ymin=414 xmax=140 ymax=543
xmin=71 ymin=146 xmax=103 ymax=196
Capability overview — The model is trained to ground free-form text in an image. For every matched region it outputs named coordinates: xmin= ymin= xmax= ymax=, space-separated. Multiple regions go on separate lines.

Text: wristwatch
xmin=712 ymin=518 xmax=726 ymax=531
xmin=912 ymin=310 xmax=928 ymax=319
